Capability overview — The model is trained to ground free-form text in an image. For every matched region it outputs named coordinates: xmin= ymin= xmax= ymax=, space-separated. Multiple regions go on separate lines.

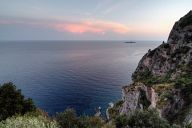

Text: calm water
xmin=0 ymin=40 xmax=160 ymax=115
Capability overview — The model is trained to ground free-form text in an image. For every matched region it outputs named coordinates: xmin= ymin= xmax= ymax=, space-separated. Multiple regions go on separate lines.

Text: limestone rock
xmin=120 ymin=83 xmax=157 ymax=115
xmin=132 ymin=10 xmax=192 ymax=80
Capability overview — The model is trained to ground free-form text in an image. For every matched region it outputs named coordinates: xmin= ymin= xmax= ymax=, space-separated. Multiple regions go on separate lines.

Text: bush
xmin=108 ymin=100 xmax=124 ymax=119
xmin=56 ymin=108 xmax=79 ymax=128
xmin=115 ymin=109 xmax=172 ymax=128
xmin=135 ymin=69 xmax=173 ymax=86
xmin=174 ymin=74 xmax=192 ymax=103
xmin=56 ymin=108 xmax=104 ymax=128
xmin=79 ymin=116 xmax=104 ymax=128
xmin=185 ymin=123 xmax=192 ymax=128
xmin=0 ymin=115 xmax=59 ymax=128
xmin=0 ymin=82 xmax=36 ymax=121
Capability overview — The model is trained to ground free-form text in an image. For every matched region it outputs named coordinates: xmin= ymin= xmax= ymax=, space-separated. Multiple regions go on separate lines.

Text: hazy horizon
xmin=0 ymin=0 xmax=192 ymax=41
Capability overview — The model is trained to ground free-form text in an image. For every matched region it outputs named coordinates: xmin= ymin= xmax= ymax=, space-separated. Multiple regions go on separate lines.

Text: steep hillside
xmin=109 ymin=11 xmax=192 ymax=127
xmin=133 ymin=10 xmax=192 ymax=81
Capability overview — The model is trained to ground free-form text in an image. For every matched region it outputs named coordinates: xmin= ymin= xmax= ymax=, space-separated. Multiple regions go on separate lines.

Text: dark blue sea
xmin=0 ymin=40 xmax=160 ymax=115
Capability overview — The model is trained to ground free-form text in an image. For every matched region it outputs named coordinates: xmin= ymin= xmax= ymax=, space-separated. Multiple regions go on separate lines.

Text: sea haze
xmin=0 ymin=40 xmax=160 ymax=115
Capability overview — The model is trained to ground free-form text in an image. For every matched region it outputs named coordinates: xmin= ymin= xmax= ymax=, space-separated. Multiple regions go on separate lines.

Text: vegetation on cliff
xmin=115 ymin=109 xmax=173 ymax=128
xmin=116 ymin=10 xmax=192 ymax=127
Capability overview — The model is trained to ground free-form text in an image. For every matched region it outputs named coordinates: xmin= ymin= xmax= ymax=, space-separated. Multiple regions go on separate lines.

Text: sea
xmin=0 ymin=40 xmax=160 ymax=116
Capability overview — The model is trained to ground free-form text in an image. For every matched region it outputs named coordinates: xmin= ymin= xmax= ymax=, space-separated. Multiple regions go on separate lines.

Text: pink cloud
xmin=0 ymin=18 xmax=129 ymax=34
xmin=53 ymin=19 xmax=129 ymax=34
xmin=54 ymin=23 xmax=104 ymax=34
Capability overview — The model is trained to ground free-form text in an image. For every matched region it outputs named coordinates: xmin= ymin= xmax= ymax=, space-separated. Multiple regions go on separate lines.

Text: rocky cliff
xmin=112 ymin=11 xmax=192 ymax=126
xmin=132 ymin=10 xmax=192 ymax=81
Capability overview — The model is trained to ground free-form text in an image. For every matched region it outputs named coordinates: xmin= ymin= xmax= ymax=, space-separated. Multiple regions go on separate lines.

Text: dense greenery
xmin=1 ymin=81 xmax=192 ymax=127
xmin=174 ymin=74 xmax=192 ymax=103
xmin=135 ymin=69 xmax=173 ymax=86
xmin=0 ymin=115 xmax=58 ymax=128
xmin=0 ymin=114 xmax=59 ymax=128
xmin=0 ymin=82 xmax=36 ymax=121
xmin=115 ymin=109 xmax=173 ymax=128
xmin=108 ymin=100 xmax=123 ymax=119
xmin=56 ymin=108 xmax=104 ymax=128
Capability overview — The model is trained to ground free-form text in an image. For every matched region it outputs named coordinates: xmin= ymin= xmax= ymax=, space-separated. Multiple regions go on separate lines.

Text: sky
xmin=0 ymin=0 xmax=191 ymax=40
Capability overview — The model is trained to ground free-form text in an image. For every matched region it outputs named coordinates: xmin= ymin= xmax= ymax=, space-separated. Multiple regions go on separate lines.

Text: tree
xmin=56 ymin=108 xmax=104 ymax=128
xmin=56 ymin=108 xmax=79 ymax=128
xmin=0 ymin=82 xmax=36 ymax=121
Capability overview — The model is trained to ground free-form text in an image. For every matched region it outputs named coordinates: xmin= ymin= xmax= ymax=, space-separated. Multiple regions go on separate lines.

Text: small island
xmin=124 ymin=41 xmax=136 ymax=43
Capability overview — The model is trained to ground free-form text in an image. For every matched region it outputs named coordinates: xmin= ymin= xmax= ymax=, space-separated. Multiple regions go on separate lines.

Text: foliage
xmin=56 ymin=108 xmax=79 ymax=128
xmin=56 ymin=108 xmax=104 ymax=128
xmin=115 ymin=109 xmax=172 ymax=128
xmin=135 ymin=69 xmax=173 ymax=86
xmin=174 ymin=74 xmax=192 ymax=88
xmin=134 ymin=69 xmax=153 ymax=83
xmin=79 ymin=116 xmax=104 ymax=128
xmin=0 ymin=82 xmax=36 ymax=121
xmin=101 ymin=121 xmax=116 ymax=128
xmin=157 ymin=91 xmax=174 ymax=109
xmin=115 ymin=100 xmax=124 ymax=107
xmin=174 ymin=74 xmax=192 ymax=103
xmin=185 ymin=123 xmax=192 ymax=128
xmin=108 ymin=100 xmax=123 ymax=119
xmin=0 ymin=115 xmax=59 ymax=128
xmin=160 ymin=91 xmax=174 ymax=102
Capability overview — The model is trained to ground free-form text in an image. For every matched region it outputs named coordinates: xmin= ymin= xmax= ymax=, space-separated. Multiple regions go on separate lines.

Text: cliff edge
xmin=133 ymin=10 xmax=192 ymax=80
xmin=109 ymin=11 xmax=192 ymax=127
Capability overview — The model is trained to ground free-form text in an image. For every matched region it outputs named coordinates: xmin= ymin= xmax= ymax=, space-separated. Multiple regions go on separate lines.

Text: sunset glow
xmin=54 ymin=20 xmax=129 ymax=34
xmin=0 ymin=0 xmax=192 ymax=40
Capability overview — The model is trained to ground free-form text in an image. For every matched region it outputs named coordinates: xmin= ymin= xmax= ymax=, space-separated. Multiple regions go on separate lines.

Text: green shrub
xmin=56 ymin=108 xmax=104 ymax=128
xmin=115 ymin=109 xmax=172 ymax=128
xmin=174 ymin=74 xmax=192 ymax=103
xmin=160 ymin=91 xmax=174 ymax=102
xmin=108 ymin=100 xmax=124 ymax=119
xmin=135 ymin=69 xmax=174 ymax=86
xmin=115 ymin=114 xmax=129 ymax=128
xmin=101 ymin=121 xmax=116 ymax=128
xmin=185 ymin=123 xmax=192 ymax=128
xmin=0 ymin=82 xmax=36 ymax=121
xmin=79 ymin=116 xmax=104 ymax=128
xmin=115 ymin=100 xmax=124 ymax=107
xmin=56 ymin=108 xmax=79 ymax=128
xmin=0 ymin=115 xmax=59 ymax=128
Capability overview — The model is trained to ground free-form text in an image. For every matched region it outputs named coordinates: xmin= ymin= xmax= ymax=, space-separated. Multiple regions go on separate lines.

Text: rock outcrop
xmin=132 ymin=11 xmax=192 ymax=80
xmin=118 ymin=10 xmax=192 ymax=126
xmin=120 ymin=82 xmax=157 ymax=115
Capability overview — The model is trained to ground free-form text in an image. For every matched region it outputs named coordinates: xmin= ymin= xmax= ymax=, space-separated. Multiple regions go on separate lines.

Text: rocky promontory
xmin=108 ymin=11 xmax=192 ymax=127
xmin=133 ymin=10 xmax=192 ymax=80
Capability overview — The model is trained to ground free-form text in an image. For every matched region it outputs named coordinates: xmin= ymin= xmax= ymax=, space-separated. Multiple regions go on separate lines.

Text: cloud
xmin=0 ymin=18 xmax=129 ymax=35
xmin=53 ymin=19 xmax=129 ymax=34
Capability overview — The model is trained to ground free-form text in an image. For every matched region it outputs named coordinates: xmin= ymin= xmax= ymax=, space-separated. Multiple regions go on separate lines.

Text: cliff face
xmin=118 ymin=11 xmax=192 ymax=125
xmin=132 ymin=11 xmax=192 ymax=80
xmin=120 ymin=82 xmax=157 ymax=115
